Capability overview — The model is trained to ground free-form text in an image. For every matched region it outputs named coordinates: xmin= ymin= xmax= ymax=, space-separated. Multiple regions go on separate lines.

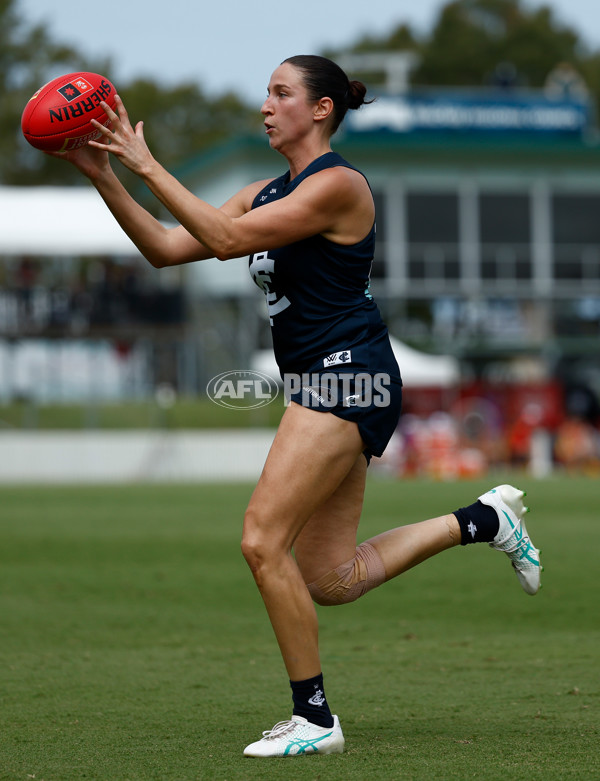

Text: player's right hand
xmin=45 ymin=136 xmax=112 ymax=181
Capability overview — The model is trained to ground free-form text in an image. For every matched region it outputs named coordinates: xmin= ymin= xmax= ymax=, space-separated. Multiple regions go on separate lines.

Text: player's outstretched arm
xmin=86 ymin=96 xmax=278 ymax=264
xmin=88 ymin=96 xmax=252 ymax=260
xmin=90 ymin=96 xmax=373 ymax=259
xmin=94 ymin=173 xmax=218 ymax=268
xmin=49 ymin=135 xmax=215 ymax=268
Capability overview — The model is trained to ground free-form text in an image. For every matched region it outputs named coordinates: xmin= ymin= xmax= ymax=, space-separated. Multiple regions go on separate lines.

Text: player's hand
xmin=89 ymin=94 xmax=154 ymax=177
xmin=45 ymin=137 xmax=112 ymax=181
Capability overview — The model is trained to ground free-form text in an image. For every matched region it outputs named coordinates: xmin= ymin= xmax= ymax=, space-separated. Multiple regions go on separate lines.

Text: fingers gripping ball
xmin=21 ymin=72 xmax=117 ymax=152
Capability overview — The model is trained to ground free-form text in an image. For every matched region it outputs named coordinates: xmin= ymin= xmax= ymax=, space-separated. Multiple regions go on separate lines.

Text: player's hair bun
xmin=347 ymin=80 xmax=368 ymax=110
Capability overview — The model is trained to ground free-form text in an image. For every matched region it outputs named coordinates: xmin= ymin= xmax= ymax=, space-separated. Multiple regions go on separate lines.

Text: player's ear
xmin=313 ymin=96 xmax=334 ymax=123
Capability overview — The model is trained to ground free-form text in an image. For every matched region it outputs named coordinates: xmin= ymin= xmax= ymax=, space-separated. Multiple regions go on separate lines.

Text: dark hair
xmin=282 ymin=54 xmax=370 ymax=134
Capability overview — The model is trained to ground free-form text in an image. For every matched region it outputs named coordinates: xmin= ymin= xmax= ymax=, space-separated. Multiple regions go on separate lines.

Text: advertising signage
xmin=345 ymin=91 xmax=591 ymax=136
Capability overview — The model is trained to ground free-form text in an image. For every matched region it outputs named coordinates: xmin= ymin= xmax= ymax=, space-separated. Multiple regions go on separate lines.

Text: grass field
xmin=0 ymin=399 xmax=285 ymax=431
xmin=0 ymin=475 xmax=598 ymax=780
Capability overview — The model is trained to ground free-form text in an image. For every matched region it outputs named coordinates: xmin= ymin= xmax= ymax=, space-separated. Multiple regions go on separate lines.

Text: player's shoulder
xmin=304 ymin=163 xmax=368 ymax=192
xmin=296 ymin=164 xmax=371 ymax=211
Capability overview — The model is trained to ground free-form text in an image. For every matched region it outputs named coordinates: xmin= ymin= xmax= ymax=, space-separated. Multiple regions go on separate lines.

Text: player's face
xmin=261 ymin=64 xmax=317 ymax=151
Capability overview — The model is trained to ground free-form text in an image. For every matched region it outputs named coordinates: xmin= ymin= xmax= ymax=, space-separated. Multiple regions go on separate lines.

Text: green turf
xmin=0 ymin=398 xmax=285 ymax=430
xmin=0 ymin=476 xmax=598 ymax=780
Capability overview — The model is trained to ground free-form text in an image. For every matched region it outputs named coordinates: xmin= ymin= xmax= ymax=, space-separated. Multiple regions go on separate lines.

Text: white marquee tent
xmin=253 ymin=336 xmax=460 ymax=389
xmin=0 ymin=186 xmax=140 ymax=255
xmin=1 ymin=187 xmax=461 ymax=390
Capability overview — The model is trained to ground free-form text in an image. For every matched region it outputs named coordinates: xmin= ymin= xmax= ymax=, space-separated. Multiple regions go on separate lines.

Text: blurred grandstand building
xmin=1 ymin=56 xmax=599 ymax=475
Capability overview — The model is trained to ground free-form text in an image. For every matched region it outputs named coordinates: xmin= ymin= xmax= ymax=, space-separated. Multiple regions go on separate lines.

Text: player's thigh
xmin=243 ymin=402 xmax=365 ymax=552
xmin=293 ymin=454 xmax=368 ymax=584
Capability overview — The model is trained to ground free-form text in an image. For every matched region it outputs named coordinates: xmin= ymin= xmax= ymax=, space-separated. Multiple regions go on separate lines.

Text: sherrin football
xmin=21 ymin=72 xmax=117 ymax=152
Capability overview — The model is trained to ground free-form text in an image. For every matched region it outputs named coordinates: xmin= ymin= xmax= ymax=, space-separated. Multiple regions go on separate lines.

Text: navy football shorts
xmin=285 ymin=336 xmax=403 ymax=461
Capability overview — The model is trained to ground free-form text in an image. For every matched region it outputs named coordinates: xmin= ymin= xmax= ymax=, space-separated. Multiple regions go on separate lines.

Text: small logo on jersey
xmin=308 ymin=689 xmax=325 ymax=707
xmin=206 ymin=370 xmax=279 ymax=410
xmin=344 ymin=394 xmax=361 ymax=407
xmin=468 ymin=521 xmax=478 ymax=539
xmin=323 ymin=350 xmax=352 ymax=368
xmin=270 ymin=188 xmax=277 ymax=194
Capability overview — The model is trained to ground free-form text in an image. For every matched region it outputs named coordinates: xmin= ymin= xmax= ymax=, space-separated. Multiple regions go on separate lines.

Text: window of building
xmin=371 ymin=191 xmax=386 ymax=279
xmin=479 ymin=193 xmax=532 ymax=281
xmin=553 ymin=194 xmax=600 ymax=282
xmin=406 ymin=192 xmax=459 ymax=281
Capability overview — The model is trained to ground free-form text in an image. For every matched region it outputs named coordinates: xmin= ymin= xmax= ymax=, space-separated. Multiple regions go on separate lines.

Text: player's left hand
xmin=89 ymin=94 xmax=154 ymax=176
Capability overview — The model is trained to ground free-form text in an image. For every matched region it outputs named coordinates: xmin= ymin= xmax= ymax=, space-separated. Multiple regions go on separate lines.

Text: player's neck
xmin=285 ymin=140 xmax=332 ymax=181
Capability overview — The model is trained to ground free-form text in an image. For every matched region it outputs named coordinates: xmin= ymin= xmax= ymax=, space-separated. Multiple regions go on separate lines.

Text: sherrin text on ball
xmin=21 ymin=72 xmax=117 ymax=152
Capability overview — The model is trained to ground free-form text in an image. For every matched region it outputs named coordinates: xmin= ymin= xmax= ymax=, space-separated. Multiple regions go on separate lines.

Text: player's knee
xmin=306 ymin=542 xmax=386 ymax=606
xmin=241 ymin=528 xmax=268 ymax=575
xmin=241 ymin=507 xmax=282 ymax=577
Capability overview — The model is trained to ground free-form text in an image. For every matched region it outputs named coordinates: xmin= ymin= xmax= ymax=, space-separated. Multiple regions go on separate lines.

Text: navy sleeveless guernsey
xmin=248 ymin=151 xmax=402 ymax=459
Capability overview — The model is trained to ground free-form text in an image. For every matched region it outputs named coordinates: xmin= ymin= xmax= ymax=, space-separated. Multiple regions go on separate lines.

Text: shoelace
xmin=263 ymin=720 xmax=297 ymax=739
xmin=504 ymin=528 xmax=536 ymax=562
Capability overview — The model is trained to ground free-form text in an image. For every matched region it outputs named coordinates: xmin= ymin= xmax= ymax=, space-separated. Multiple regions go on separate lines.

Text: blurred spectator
xmin=15 ymin=258 xmax=38 ymax=306
xmin=544 ymin=63 xmax=588 ymax=101
xmin=380 ymin=411 xmax=488 ymax=480
xmin=489 ymin=61 xmax=520 ymax=90
xmin=554 ymin=417 xmax=599 ymax=473
xmin=507 ymin=402 xmax=544 ymax=468
xmin=564 ymin=383 xmax=600 ymax=426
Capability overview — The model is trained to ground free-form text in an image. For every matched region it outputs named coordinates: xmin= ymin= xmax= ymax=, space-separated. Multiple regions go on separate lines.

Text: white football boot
xmin=478 ymin=484 xmax=541 ymax=595
xmin=243 ymin=715 xmax=345 ymax=757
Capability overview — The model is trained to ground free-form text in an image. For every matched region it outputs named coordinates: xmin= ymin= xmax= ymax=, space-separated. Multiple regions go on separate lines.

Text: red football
xmin=21 ymin=72 xmax=117 ymax=152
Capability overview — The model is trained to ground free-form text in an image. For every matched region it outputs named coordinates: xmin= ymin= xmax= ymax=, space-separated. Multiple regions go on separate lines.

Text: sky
xmin=17 ymin=0 xmax=600 ymax=105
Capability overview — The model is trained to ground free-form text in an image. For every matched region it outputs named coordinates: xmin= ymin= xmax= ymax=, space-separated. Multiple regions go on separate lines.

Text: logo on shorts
xmin=284 ymin=372 xmax=392 ymax=409
xmin=57 ymin=77 xmax=94 ymax=102
xmin=323 ymin=350 xmax=351 ymax=368
xmin=302 ymin=384 xmax=337 ymax=407
xmin=206 ymin=370 xmax=279 ymax=410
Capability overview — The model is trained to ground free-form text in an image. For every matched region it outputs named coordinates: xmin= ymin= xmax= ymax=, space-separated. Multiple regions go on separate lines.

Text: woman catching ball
xmin=53 ymin=54 xmax=541 ymax=758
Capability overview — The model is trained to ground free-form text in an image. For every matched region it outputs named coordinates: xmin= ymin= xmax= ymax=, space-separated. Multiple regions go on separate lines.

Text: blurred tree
xmin=325 ymin=0 xmax=595 ymax=104
xmin=323 ymin=24 xmax=419 ymax=87
xmin=4 ymin=0 xmax=599 ymax=193
xmin=117 ymin=79 xmax=260 ymax=201
xmin=1 ymin=0 xmax=260 ymax=196
xmin=414 ymin=0 xmax=582 ymax=89
xmin=0 ymin=0 xmax=110 ymax=185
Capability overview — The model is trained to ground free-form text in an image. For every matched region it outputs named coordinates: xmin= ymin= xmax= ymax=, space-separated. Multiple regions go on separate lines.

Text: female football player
xmin=53 ymin=55 xmax=541 ymax=757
